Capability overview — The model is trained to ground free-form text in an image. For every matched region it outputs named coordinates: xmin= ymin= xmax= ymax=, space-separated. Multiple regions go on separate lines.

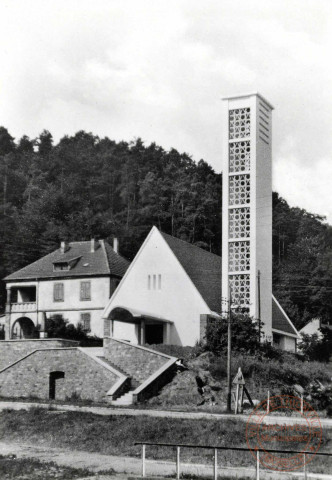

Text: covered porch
xmin=104 ymin=307 xmax=173 ymax=345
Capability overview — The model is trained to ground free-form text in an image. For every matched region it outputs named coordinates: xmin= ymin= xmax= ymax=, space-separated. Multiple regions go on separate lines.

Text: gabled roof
xmin=272 ymin=296 xmax=299 ymax=337
xmin=4 ymin=240 xmax=130 ymax=281
xmin=161 ymin=232 xmax=221 ymax=313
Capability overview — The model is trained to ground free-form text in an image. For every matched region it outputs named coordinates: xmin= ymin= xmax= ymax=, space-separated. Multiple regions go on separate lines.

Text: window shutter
xmin=54 ymin=283 xmax=64 ymax=301
xmin=80 ymin=313 xmax=91 ymax=331
xmin=80 ymin=281 xmax=91 ymax=300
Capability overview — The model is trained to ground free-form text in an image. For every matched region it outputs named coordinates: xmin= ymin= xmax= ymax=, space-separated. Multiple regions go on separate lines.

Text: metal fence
xmin=135 ymin=441 xmax=332 ymax=480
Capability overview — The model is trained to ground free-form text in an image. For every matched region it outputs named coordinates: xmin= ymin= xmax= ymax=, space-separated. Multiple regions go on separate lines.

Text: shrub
xmin=46 ymin=315 xmax=102 ymax=346
xmin=299 ymin=327 xmax=332 ymax=362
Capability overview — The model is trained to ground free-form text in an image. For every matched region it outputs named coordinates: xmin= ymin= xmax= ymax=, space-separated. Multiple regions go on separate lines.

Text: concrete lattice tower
xmin=221 ymin=93 xmax=273 ymax=339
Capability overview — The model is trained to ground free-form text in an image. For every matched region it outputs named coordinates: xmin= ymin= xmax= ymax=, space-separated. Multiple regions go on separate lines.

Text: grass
xmin=0 ymin=407 xmax=331 ymax=474
xmin=0 ymin=454 xmax=101 ymax=479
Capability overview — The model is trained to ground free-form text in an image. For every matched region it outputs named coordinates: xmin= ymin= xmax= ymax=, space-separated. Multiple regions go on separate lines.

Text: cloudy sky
xmin=0 ymin=0 xmax=331 ymax=222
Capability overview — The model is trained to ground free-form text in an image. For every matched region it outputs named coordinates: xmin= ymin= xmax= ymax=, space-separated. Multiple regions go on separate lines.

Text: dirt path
xmin=1 ymin=401 xmax=332 ymax=428
xmin=0 ymin=441 xmax=331 ymax=480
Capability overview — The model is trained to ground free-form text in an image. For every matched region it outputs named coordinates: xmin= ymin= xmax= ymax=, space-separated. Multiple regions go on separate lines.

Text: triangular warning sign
xmin=232 ymin=367 xmax=245 ymax=385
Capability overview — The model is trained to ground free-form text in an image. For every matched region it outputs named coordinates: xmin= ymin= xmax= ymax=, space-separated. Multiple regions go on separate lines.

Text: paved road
xmin=0 ymin=441 xmax=331 ymax=480
xmin=0 ymin=400 xmax=332 ymax=428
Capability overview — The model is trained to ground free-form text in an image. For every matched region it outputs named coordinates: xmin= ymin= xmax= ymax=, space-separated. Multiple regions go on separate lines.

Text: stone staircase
xmin=102 ymin=338 xmax=178 ymax=405
xmin=97 ymin=355 xmax=140 ymax=403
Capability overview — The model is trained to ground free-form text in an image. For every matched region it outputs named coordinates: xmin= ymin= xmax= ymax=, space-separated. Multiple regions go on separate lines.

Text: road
xmin=0 ymin=441 xmax=331 ymax=480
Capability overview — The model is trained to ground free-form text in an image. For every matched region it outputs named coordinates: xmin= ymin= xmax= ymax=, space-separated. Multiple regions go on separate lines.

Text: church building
xmin=103 ymin=92 xmax=299 ymax=351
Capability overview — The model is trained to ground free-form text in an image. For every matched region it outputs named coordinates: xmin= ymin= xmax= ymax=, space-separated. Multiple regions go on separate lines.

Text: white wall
xmin=104 ymin=228 xmax=212 ymax=346
xmin=38 ymin=277 xmax=110 ymax=311
xmin=300 ymin=319 xmax=322 ymax=338
xmin=38 ymin=277 xmax=110 ymax=338
xmin=281 ymin=335 xmax=296 ymax=352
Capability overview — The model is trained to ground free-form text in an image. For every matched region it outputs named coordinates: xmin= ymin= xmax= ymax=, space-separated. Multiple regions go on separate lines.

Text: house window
xmin=153 ymin=275 xmax=156 ymax=289
xmin=148 ymin=275 xmax=151 ymax=290
xmin=80 ymin=281 xmax=91 ymax=301
xmin=53 ymin=262 xmax=70 ymax=271
xmin=80 ymin=313 xmax=91 ymax=332
xmin=158 ymin=274 xmax=161 ymax=290
xmin=54 ymin=283 xmax=64 ymax=302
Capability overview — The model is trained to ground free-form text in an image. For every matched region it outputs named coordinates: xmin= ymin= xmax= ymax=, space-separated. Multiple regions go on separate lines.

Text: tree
xmin=205 ymin=313 xmax=261 ymax=355
xmin=298 ymin=326 xmax=332 ymax=362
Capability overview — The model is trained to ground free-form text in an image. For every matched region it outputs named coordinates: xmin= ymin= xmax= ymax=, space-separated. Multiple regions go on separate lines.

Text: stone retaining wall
xmin=0 ymin=348 xmax=118 ymax=402
xmin=0 ymin=339 xmax=79 ymax=371
xmin=103 ymin=338 xmax=169 ymax=384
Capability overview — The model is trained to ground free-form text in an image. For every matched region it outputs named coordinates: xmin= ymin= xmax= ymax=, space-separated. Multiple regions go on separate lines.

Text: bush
xmin=299 ymin=327 xmax=332 ymax=362
xmin=46 ymin=315 xmax=102 ymax=347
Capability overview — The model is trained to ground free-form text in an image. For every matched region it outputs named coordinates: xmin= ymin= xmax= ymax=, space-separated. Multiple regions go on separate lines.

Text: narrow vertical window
xmin=80 ymin=312 xmax=91 ymax=331
xmin=153 ymin=275 xmax=156 ymax=290
xmin=54 ymin=283 xmax=64 ymax=302
xmin=148 ymin=275 xmax=151 ymax=290
xmin=80 ymin=281 xmax=91 ymax=301
xmin=158 ymin=274 xmax=161 ymax=290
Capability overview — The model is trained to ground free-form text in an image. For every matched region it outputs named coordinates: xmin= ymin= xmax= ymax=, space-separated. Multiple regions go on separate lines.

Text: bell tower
xmin=221 ymin=93 xmax=274 ymax=339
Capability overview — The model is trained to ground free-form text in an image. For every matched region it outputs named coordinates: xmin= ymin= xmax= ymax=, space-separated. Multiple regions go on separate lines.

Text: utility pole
xmin=227 ymin=285 xmax=232 ymax=412
xmin=257 ymin=270 xmax=261 ymax=343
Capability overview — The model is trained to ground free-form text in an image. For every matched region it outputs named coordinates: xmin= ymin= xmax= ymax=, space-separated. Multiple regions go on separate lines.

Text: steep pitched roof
xmin=161 ymin=232 xmax=221 ymax=313
xmin=272 ymin=296 xmax=299 ymax=337
xmin=160 ymin=231 xmax=299 ymax=337
xmin=4 ymin=240 xmax=130 ymax=281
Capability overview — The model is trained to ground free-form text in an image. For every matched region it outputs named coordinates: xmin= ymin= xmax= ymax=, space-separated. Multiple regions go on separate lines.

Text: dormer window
xmin=53 ymin=262 xmax=70 ymax=271
xmin=52 ymin=256 xmax=81 ymax=272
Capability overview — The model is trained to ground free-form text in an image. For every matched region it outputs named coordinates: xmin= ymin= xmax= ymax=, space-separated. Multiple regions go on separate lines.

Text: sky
xmin=0 ymin=0 xmax=331 ymax=222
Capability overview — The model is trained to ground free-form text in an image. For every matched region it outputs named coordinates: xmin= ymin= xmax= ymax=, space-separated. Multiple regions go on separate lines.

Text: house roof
xmin=4 ymin=240 xmax=130 ymax=281
xmin=161 ymin=232 xmax=222 ymax=313
xmin=272 ymin=296 xmax=299 ymax=337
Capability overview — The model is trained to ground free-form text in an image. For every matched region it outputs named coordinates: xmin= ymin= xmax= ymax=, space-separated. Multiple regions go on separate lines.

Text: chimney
xmin=60 ymin=241 xmax=68 ymax=254
xmin=90 ymin=238 xmax=98 ymax=253
xmin=113 ymin=237 xmax=119 ymax=254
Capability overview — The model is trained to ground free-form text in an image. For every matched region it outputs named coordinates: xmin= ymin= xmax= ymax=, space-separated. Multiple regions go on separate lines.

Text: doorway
xmin=49 ymin=371 xmax=65 ymax=400
xmin=145 ymin=324 xmax=164 ymax=344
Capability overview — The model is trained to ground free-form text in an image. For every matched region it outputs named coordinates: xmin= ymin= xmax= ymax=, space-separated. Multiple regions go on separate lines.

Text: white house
xmin=102 ymin=226 xmax=299 ymax=351
xmin=4 ymin=239 xmax=129 ymax=339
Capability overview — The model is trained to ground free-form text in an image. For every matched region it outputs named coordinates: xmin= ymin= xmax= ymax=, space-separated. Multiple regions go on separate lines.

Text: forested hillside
xmin=0 ymin=126 xmax=331 ymax=328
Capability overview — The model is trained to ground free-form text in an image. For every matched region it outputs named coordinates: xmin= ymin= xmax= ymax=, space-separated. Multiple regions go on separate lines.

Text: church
xmin=102 ymin=91 xmax=299 ymax=352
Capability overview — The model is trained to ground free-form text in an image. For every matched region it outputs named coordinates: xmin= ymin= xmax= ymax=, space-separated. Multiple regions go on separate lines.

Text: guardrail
xmin=135 ymin=441 xmax=331 ymax=480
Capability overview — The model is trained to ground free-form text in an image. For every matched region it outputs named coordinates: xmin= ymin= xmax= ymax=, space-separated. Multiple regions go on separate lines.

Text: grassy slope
xmin=0 ymin=408 xmax=331 ymax=473
xmin=148 ymin=345 xmax=332 ymax=411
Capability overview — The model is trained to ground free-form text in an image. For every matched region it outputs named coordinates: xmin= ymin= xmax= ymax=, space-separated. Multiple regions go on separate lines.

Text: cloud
xmin=274 ymin=154 xmax=332 ymax=223
xmin=0 ymin=0 xmax=331 ymax=222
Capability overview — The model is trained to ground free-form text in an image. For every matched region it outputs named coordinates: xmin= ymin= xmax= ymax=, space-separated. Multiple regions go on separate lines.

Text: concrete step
xmin=111 ymin=391 xmax=134 ymax=406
